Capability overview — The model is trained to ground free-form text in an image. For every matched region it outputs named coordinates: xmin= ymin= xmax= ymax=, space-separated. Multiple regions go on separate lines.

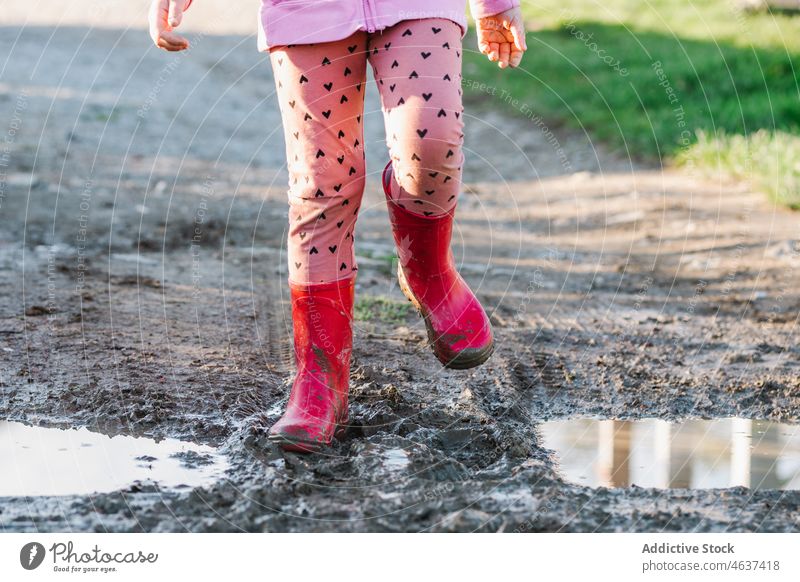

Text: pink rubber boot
xmin=383 ymin=162 xmax=493 ymax=369
xmin=269 ymin=277 xmax=354 ymax=452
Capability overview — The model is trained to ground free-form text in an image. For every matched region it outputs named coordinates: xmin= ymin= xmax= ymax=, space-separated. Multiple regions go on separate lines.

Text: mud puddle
xmin=0 ymin=421 xmax=229 ymax=496
xmin=541 ymin=418 xmax=800 ymax=490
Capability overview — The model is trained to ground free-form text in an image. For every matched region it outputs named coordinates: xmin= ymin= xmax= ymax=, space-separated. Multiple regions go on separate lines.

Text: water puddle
xmin=540 ymin=418 xmax=800 ymax=490
xmin=382 ymin=448 xmax=411 ymax=471
xmin=354 ymin=443 xmax=411 ymax=474
xmin=0 ymin=421 xmax=229 ymax=496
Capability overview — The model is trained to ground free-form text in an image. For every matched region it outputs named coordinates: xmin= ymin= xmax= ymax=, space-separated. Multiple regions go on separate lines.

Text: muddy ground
xmin=1 ymin=2 xmax=799 ymax=532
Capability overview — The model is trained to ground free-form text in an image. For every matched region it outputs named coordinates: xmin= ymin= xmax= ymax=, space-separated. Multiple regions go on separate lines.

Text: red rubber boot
xmin=382 ymin=162 xmax=493 ymax=369
xmin=269 ymin=278 xmax=354 ymax=452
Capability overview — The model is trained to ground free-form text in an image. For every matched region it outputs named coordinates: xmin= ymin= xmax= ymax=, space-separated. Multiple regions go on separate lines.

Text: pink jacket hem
xmin=257 ymin=0 xmax=519 ymax=51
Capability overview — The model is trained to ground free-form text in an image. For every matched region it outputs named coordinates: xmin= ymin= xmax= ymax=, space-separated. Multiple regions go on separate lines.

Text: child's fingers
xmin=157 ymin=37 xmax=186 ymax=51
xmin=498 ymin=43 xmax=511 ymax=68
xmin=155 ymin=29 xmax=189 ymax=51
xmin=509 ymin=16 xmax=527 ymax=52
xmin=148 ymin=0 xmax=167 ymax=45
xmin=488 ymin=41 xmax=500 ymax=62
xmin=168 ymin=0 xmax=184 ymax=28
xmin=157 ymin=37 xmax=182 ymax=51
xmin=148 ymin=0 xmax=188 ymax=51
xmin=509 ymin=48 xmax=524 ymax=68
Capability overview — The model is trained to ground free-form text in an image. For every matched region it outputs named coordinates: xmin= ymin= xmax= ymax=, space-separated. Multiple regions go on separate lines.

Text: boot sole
xmin=397 ymin=265 xmax=494 ymax=370
xmin=268 ymin=417 xmax=349 ymax=454
xmin=268 ymin=433 xmax=324 ymax=453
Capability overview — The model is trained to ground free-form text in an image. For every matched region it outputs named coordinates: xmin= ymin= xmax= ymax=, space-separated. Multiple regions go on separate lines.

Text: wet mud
xmin=1 ymin=17 xmax=799 ymax=532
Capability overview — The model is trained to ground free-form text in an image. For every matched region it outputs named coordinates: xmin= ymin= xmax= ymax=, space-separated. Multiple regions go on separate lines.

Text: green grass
xmin=463 ymin=0 xmax=800 ymax=206
xmin=676 ymin=129 xmax=800 ymax=207
xmin=520 ymin=0 xmax=800 ymax=50
xmin=354 ymin=296 xmax=413 ymax=324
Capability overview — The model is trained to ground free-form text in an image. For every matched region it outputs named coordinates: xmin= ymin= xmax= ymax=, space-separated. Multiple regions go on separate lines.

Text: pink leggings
xmin=270 ymin=18 xmax=464 ymax=285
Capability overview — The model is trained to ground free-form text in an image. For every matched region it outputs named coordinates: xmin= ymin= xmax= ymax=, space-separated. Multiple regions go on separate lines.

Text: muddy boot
xmin=269 ymin=278 xmax=354 ymax=452
xmin=382 ymin=162 xmax=493 ymax=369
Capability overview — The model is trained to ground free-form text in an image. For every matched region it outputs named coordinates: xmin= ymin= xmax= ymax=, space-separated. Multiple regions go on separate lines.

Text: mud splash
xmin=540 ymin=418 xmax=800 ymax=490
xmin=0 ymin=421 xmax=229 ymax=496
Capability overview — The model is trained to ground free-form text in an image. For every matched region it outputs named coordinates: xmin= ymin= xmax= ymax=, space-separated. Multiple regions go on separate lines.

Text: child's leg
xmin=369 ymin=20 xmax=493 ymax=370
xmin=368 ymin=19 xmax=464 ymax=216
xmin=268 ymin=36 xmax=368 ymax=452
xmin=270 ymin=36 xmax=368 ymax=284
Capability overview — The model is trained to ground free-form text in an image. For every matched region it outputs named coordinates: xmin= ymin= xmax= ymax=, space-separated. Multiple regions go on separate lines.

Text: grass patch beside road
xmin=676 ymin=129 xmax=800 ymax=208
xmin=463 ymin=0 xmax=800 ymax=206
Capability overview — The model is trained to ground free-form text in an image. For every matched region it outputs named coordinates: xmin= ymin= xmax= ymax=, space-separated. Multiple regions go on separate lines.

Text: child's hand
xmin=476 ymin=7 xmax=527 ymax=69
xmin=149 ymin=0 xmax=192 ymax=52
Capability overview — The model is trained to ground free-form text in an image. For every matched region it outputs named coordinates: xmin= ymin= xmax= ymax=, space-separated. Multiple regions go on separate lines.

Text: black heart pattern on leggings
xmin=273 ymin=22 xmax=462 ymax=282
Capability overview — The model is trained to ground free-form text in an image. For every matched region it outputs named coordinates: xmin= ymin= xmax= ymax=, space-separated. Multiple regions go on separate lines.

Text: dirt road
xmin=1 ymin=1 xmax=799 ymax=532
